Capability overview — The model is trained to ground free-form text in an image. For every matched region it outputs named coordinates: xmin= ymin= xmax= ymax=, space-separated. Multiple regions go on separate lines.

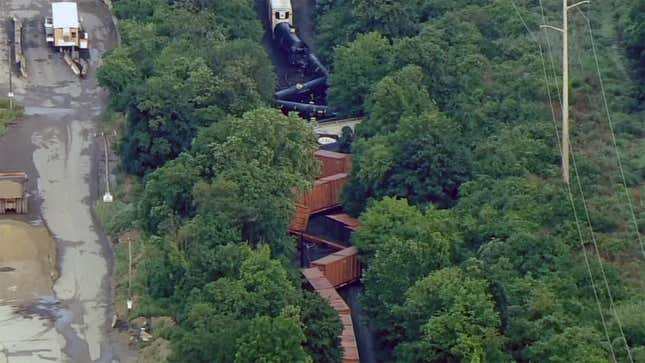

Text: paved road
xmin=0 ymin=0 xmax=130 ymax=362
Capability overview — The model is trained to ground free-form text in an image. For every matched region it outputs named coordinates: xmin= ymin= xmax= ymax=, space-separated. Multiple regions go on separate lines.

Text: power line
xmin=569 ymin=141 xmax=634 ymax=363
xmin=539 ymin=0 xmax=562 ymax=103
xmin=538 ymin=3 xmax=635 ymax=361
xmin=512 ymin=1 xmax=637 ymax=360
xmin=541 ymin=44 xmax=619 ymax=363
xmin=510 ymin=1 xmax=618 ymax=359
xmin=533 ymin=15 xmax=617 ymax=363
xmin=576 ymin=7 xmax=644 ymax=259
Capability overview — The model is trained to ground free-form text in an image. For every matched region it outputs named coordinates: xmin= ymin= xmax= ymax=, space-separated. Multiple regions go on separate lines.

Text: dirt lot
xmin=0 ymin=219 xmax=56 ymax=303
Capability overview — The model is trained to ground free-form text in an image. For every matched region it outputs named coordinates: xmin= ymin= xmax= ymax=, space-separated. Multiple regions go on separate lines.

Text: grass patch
xmin=0 ymin=99 xmax=24 ymax=138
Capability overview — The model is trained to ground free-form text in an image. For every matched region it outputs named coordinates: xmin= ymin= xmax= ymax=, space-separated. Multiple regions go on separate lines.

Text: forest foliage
xmin=315 ymin=0 xmax=644 ymax=361
xmin=99 ymin=0 xmax=644 ymax=362
xmin=99 ymin=0 xmax=343 ymax=361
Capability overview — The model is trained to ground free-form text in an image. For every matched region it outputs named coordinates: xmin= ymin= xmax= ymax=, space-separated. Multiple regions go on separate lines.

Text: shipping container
xmin=326 ymin=213 xmax=361 ymax=232
xmin=301 ymin=232 xmax=346 ymax=250
xmin=289 ymin=203 xmax=310 ymax=233
xmin=305 ymin=212 xmax=353 ymax=246
xmin=302 ymin=267 xmax=360 ymax=363
xmin=299 ymin=173 xmax=348 ymax=214
xmin=302 ymin=268 xmax=350 ymax=313
xmin=339 ymin=312 xmax=360 ymax=363
xmin=311 ymin=246 xmax=360 ymax=288
xmin=315 ymin=150 xmax=352 ymax=178
xmin=301 ymin=267 xmax=334 ymax=290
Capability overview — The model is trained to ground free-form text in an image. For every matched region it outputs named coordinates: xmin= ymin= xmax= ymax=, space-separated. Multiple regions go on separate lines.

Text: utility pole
xmin=8 ymin=49 xmax=14 ymax=111
xmin=562 ymin=0 xmax=569 ymax=184
xmin=127 ymin=236 xmax=132 ymax=312
xmin=542 ymin=0 xmax=590 ymax=184
xmin=102 ymin=133 xmax=113 ymax=202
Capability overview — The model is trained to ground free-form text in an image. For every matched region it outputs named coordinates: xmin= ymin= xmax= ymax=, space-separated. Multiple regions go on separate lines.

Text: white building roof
xmin=270 ymin=0 xmax=292 ymax=10
xmin=52 ymin=2 xmax=79 ymax=28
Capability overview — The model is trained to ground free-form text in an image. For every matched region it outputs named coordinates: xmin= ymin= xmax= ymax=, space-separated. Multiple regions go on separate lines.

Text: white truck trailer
xmin=44 ymin=2 xmax=89 ymax=76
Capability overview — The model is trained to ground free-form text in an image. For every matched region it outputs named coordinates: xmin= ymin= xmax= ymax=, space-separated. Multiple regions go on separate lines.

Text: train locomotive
xmin=268 ymin=0 xmax=331 ymax=119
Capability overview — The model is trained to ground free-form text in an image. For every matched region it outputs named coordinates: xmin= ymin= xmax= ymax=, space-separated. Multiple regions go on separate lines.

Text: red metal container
xmin=339 ymin=312 xmax=359 ymax=363
xmin=315 ymin=150 xmax=352 ymax=178
xmin=289 ymin=204 xmax=311 ymax=233
xmin=299 ymin=173 xmax=348 ymax=214
xmin=301 ymin=267 xmax=360 ymax=363
xmin=311 ymin=246 xmax=360 ymax=288
xmin=302 ymin=268 xmax=350 ymax=313
xmin=326 ymin=213 xmax=361 ymax=231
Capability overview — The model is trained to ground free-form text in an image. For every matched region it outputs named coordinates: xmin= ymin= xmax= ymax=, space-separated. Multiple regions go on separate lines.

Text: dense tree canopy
xmin=99 ymin=0 xmax=644 ymax=361
xmin=314 ymin=0 xmax=644 ymax=361
xmin=100 ymin=0 xmax=342 ymax=359
xmin=328 ymin=32 xmax=394 ymax=117
xmin=99 ymin=0 xmax=275 ymax=174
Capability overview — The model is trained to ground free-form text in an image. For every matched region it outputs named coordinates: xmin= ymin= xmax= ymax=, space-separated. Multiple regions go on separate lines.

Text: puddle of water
xmin=23 ymin=107 xmax=75 ymax=117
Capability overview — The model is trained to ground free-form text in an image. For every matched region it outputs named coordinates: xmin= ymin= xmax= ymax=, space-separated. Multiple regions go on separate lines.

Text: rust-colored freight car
xmin=302 ymin=267 xmax=360 ymax=363
xmin=326 ymin=213 xmax=361 ymax=232
xmin=289 ymin=204 xmax=310 ymax=233
xmin=299 ymin=173 xmax=348 ymax=214
xmin=311 ymin=246 xmax=360 ymax=288
xmin=0 ymin=172 xmax=28 ymax=214
xmin=339 ymin=313 xmax=360 ymax=363
xmin=315 ymin=150 xmax=352 ymax=178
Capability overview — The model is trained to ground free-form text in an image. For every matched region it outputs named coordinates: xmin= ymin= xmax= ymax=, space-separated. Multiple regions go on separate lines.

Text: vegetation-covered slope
xmin=315 ymin=0 xmax=644 ymax=361
xmin=98 ymin=0 xmax=643 ymax=361
xmin=98 ymin=0 xmax=343 ymax=361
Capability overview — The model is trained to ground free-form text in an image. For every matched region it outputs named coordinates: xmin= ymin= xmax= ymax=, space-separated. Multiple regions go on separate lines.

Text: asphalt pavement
xmin=0 ymin=0 xmax=132 ymax=361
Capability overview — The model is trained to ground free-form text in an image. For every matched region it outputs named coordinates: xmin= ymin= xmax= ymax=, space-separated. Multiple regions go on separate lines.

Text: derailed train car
xmin=268 ymin=0 xmax=331 ymax=119
xmin=268 ymin=0 xmax=308 ymax=67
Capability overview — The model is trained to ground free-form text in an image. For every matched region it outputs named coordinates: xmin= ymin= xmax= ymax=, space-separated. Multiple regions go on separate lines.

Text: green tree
xmin=142 ymin=236 xmax=186 ymax=299
xmin=328 ymin=32 xmax=394 ymax=116
xmin=300 ymin=292 xmax=343 ymax=363
xmin=351 ymin=0 xmax=423 ymax=38
xmin=361 ymin=238 xmax=452 ymax=346
xmin=474 ymin=122 xmax=558 ymax=178
xmin=528 ymin=327 xmax=611 ymax=363
xmin=456 ymin=176 xmax=570 ymax=246
xmin=113 ymin=0 xmax=164 ymax=21
xmin=314 ymin=0 xmax=359 ymax=64
xmin=386 ymin=112 xmax=472 ymax=207
xmin=170 ymin=307 xmax=244 ymax=363
xmin=352 ymin=197 xmax=458 ymax=262
xmin=343 ymin=111 xmax=472 ymax=213
xmin=97 ymin=47 xmax=141 ymax=110
xmin=360 ymin=65 xmax=435 ymax=138
xmin=120 ymin=55 xmax=225 ymax=174
xmin=117 ymin=20 xmax=168 ymax=76
xmin=208 ymin=40 xmax=277 ymax=113
xmin=190 ymin=109 xmax=318 ymax=249
xmin=137 ymin=154 xmax=199 ymax=234
xmin=394 ymin=266 xmax=507 ymax=362
xmin=624 ymin=0 xmax=645 ymax=99
xmin=236 ymin=246 xmax=300 ymax=317
xmin=235 ymin=306 xmax=313 ymax=363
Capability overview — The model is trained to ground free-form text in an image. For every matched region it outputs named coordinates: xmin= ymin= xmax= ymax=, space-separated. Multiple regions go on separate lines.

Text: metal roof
xmin=0 ymin=172 xmax=28 ymax=181
xmin=270 ymin=0 xmax=292 ymax=9
xmin=52 ymin=2 xmax=79 ymax=28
